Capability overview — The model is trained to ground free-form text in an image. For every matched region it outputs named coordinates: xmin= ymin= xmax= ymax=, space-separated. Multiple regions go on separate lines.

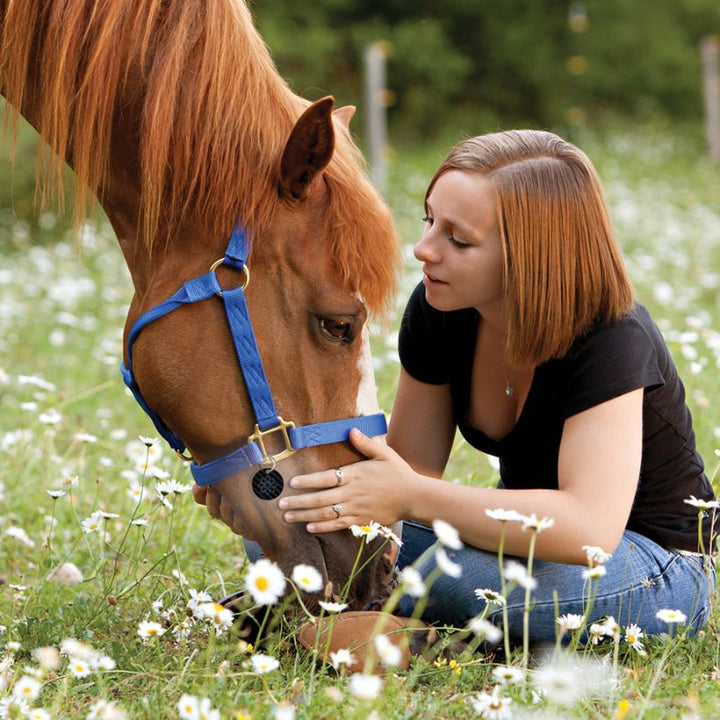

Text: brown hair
xmin=426 ymin=130 xmax=634 ymax=365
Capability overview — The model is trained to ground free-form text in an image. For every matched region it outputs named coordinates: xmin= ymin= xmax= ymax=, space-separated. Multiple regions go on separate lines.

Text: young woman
xmin=276 ymin=130 xmax=716 ymax=643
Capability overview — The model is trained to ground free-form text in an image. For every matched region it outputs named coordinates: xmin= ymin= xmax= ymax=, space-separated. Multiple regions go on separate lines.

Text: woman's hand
xmin=278 ymin=428 xmax=417 ymax=533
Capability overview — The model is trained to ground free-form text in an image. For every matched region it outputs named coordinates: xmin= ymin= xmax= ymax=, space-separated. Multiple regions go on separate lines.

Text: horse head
xmin=125 ymin=98 xmax=400 ymax=610
xmin=0 ymin=1 xmax=401 ymax=611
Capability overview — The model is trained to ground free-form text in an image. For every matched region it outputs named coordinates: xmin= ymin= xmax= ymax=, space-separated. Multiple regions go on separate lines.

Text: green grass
xmin=0 ymin=120 xmax=719 ymax=718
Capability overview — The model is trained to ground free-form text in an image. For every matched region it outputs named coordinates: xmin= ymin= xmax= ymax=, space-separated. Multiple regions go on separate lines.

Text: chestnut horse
xmin=0 ymin=0 xmax=400 ymax=609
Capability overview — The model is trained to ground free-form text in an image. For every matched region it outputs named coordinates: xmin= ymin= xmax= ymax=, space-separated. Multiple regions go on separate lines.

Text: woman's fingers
xmin=289 ymin=468 xmax=345 ymax=491
xmin=204 ymin=486 xmax=222 ymax=519
xmin=348 ymin=428 xmax=392 ymax=459
xmin=192 ymin=484 xmax=208 ymax=506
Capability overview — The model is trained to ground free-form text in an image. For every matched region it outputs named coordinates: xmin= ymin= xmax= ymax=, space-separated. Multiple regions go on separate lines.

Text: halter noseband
xmin=120 ymin=225 xmax=387 ymax=492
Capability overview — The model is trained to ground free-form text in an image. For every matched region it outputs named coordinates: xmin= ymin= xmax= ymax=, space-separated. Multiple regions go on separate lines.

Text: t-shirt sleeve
xmin=563 ymin=314 xmax=665 ymax=418
xmin=398 ymin=282 xmax=452 ymax=384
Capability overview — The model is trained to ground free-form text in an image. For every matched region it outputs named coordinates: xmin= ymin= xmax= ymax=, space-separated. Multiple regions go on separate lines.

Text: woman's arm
xmin=405 ymin=388 xmax=644 ymax=563
xmin=281 ymin=388 xmax=644 ymax=565
xmin=386 ymin=368 xmax=456 ymax=478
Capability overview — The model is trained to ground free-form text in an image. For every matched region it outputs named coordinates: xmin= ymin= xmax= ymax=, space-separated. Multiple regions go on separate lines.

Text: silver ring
xmin=334 ymin=468 xmax=344 ymax=487
xmin=331 ymin=503 xmax=343 ymax=519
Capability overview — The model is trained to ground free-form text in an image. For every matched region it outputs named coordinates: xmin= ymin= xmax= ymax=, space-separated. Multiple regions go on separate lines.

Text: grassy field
xmin=0 ymin=122 xmax=719 ymax=718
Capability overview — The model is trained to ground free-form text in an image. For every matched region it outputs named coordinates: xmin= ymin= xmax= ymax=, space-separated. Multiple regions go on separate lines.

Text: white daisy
xmin=435 ymin=547 xmax=462 ymax=578
xmin=26 ymin=709 xmax=51 ymax=720
xmin=485 ymin=508 xmax=525 ymax=523
xmin=155 ymin=479 xmax=190 ymax=496
xmin=74 ymin=432 xmax=98 ymax=443
xmin=68 ymin=657 xmax=92 ymax=678
xmin=432 ymin=519 xmax=463 ymax=549
xmin=683 ymin=495 xmax=720 ymax=511
xmin=556 ymin=613 xmax=584 ymax=632
xmin=291 ymin=564 xmax=323 ymax=593
xmin=273 ymin=701 xmax=296 ymax=720
xmin=655 ymin=608 xmax=687 ymax=624
xmin=81 ymin=512 xmax=103 ymax=534
xmin=350 ymin=523 xmax=381 ymax=542
xmin=187 ymin=589 xmax=214 ymax=616
xmin=137 ymin=621 xmax=166 ymax=641
xmin=469 ymin=685 xmax=513 ymax=718
xmin=625 ymin=623 xmax=645 ymax=652
xmin=399 ymin=566 xmax=426 ymax=598
xmin=474 ymin=588 xmax=506 ymax=606
xmin=177 ymin=694 xmax=199 ymax=720
xmin=196 ymin=603 xmax=234 ymax=635
xmin=318 ymin=600 xmax=348 ymax=613
xmin=11 ymin=675 xmax=41 ymax=702
xmin=251 ymin=652 xmax=280 ymax=674
xmin=5 ymin=526 xmax=35 ymax=547
xmin=127 ymin=482 xmax=144 ymax=503
xmin=582 ymin=565 xmax=607 ymax=580
xmin=492 ymin=665 xmax=525 ymax=685
xmin=87 ymin=699 xmax=127 ymax=719
xmin=349 ymin=673 xmax=383 ymax=700
xmin=521 ymin=514 xmax=555 ymax=533
xmin=374 ymin=634 xmax=402 ymax=667
xmin=329 ymin=648 xmax=356 ymax=671
xmin=504 ymin=560 xmax=537 ymax=590
xmin=245 ymin=559 xmax=287 ymax=605
xmin=582 ymin=545 xmax=612 ymax=565
xmin=466 ymin=616 xmax=503 ymax=645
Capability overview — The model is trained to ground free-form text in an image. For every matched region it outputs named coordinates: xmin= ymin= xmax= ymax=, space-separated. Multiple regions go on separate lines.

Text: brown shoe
xmin=298 ymin=610 xmax=431 ymax=672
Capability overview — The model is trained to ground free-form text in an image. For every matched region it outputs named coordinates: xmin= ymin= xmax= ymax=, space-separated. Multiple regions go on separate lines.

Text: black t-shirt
xmin=399 ymin=281 xmax=715 ymax=552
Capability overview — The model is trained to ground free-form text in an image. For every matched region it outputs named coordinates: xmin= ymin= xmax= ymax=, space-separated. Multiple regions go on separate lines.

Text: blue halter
xmin=120 ymin=225 xmax=387 ymax=488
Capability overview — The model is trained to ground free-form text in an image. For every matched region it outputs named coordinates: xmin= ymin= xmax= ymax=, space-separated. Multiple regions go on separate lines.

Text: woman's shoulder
xmin=572 ymin=301 xmax=665 ymax=359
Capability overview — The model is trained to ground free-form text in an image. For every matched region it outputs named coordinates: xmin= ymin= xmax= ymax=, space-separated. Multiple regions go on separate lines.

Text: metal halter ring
xmin=334 ymin=468 xmax=344 ymax=487
xmin=331 ymin=503 xmax=343 ymax=519
xmin=210 ymin=257 xmax=250 ymax=296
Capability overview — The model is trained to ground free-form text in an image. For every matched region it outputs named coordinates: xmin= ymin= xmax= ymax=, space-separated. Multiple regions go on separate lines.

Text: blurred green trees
xmin=251 ymin=0 xmax=720 ymax=138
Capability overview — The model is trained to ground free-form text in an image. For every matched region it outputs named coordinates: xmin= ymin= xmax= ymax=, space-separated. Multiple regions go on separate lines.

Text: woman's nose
xmin=413 ymin=233 xmax=439 ymax=264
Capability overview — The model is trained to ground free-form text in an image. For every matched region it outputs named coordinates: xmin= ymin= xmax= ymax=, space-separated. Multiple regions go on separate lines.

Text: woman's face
xmin=414 ymin=170 xmax=505 ymax=316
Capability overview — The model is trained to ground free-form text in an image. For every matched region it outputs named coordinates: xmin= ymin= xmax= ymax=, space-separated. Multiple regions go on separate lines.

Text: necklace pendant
xmin=505 ymin=382 xmax=513 ymax=398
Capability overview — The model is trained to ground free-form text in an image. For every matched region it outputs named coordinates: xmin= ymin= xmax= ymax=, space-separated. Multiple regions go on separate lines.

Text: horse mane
xmin=0 ymin=0 xmax=398 ymax=315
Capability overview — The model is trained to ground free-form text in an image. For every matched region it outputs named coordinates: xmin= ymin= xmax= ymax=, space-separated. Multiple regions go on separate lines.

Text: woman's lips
xmin=423 ymin=272 xmax=447 ymax=285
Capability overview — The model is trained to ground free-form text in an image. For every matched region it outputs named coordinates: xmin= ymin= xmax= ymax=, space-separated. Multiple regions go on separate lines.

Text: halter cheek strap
xmin=120 ymin=225 xmax=387 ymax=487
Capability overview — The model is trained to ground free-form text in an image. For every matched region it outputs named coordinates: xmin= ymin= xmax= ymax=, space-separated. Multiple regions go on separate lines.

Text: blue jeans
xmin=396 ymin=522 xmax=715 ymax=644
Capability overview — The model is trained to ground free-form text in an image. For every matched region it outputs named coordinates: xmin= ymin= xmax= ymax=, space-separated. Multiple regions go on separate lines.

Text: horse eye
xmin=319 ymin=317 xmax=352 ymax=341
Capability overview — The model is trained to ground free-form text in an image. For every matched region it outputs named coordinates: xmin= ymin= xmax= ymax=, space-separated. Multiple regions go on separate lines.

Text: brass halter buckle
xmin=248 ymin=417 xmax=297 ymax=466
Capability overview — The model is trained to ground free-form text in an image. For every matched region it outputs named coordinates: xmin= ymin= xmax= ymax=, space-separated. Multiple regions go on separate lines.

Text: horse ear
xmin=280 ymin=96 xmax=336 ymax=201
xmin=333 ymin=105 xmax=356 ymax=129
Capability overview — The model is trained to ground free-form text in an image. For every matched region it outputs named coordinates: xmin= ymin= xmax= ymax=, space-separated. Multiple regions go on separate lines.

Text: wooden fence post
xmin=364 ymin=41 xmax=389 ymax=193
xmin=701 ymin=35 xmax=720 ymax=162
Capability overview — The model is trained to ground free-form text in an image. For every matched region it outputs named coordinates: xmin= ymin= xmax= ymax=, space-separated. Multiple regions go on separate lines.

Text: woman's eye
xmin=320 ymin=318 xmax=352 ymax=341
xmin=449 ymin=235 xmax=470 ymax=249
xmin=422 ymin=215 xmax=433 ymax=226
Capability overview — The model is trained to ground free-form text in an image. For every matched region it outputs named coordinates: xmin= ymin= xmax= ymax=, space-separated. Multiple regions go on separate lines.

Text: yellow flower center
xmin=255 ymin=576 xmax=269 ymax=591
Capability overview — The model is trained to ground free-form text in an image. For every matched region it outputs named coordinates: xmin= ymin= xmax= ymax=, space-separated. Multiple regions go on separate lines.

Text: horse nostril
xmin=252 ymin=468 xmax=285 ymax=500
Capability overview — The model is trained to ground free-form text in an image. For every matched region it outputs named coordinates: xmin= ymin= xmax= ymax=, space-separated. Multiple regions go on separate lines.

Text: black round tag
xmin=252 ymin=468 xmax=284 ymax=500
